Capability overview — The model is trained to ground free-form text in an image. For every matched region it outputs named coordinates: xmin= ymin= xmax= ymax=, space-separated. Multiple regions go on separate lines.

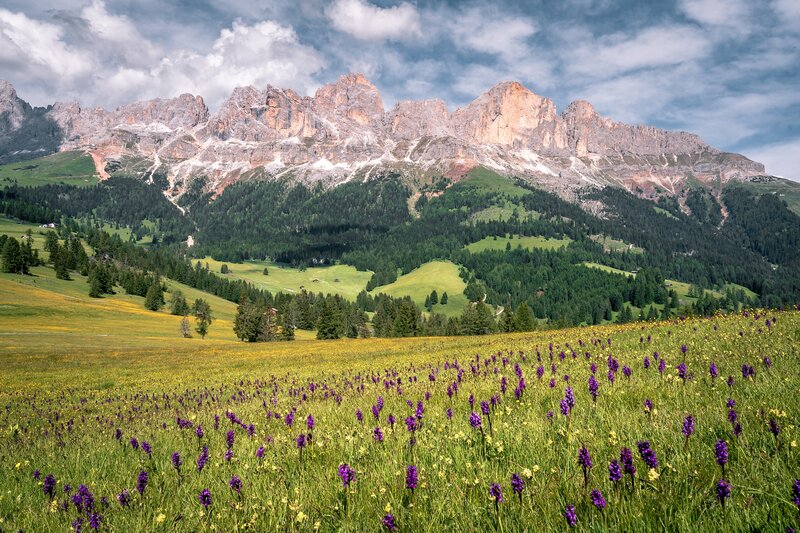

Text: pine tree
xmin=52 ymin=244 xmax=71 ymax=280
xmin=193 ymin=299 xmax=213 ymax=339
xmin=1 ymin=237 xmax=22 ymax=274
xmin=440 ymin=292 xmax=448 ymax=305
xmin=513 ymin=302 xmax=536 ymax=332
xmin=499 ymin=308 xmax=515 ymax=332
xmin=424 ymin=294 xmax=432 ymax=312
xmin=316 ymin=298 xmax=343 ymax=340
xmin=430 ymin=290 xmax=438 ymax=306
xmin=169 ymin=290 xmax=190 ymax=316
xmin=234 ymin=295 xmax=260 ymax=342
xmin=87 ymin=264 xmax=112 ymax=298
xmin=144 ymin=281 xmax=165 ymax=311
xmin=393 ymin=299 xmax=420 ymax=337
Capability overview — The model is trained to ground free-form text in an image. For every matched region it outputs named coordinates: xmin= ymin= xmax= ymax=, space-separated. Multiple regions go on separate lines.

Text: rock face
xmin=0 ymin=75 xmax=766 ymax=200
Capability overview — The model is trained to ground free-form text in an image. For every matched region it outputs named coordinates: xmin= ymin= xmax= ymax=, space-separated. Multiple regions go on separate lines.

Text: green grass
xmin=729 ymin=177 xmax=800 ymax=215
xmin=0 ymin=266 xmax=240 ymax=348
xmin=582 ymin=262 xmax=730 ymax=305
xmin=470 ymin=201 xmax=538 ymax=223
xmin=589 ymin=234 xmax=644 ymax=254
xmin=0 ymin=216 xmax=49 ymax=246
xmin=453 ymin=166 xmax=529 ymax=198
xmin=466 ymin=234 xmax=572 ymax=253
xmin=0 ymin=151 xmax=99 ymax=188
xmin=199 ymin=257 xmax=373 ymax=301
xmin=371 ymin=260 xmax=467 ymax=317
xmin=653 ymin=205 xmax=680 ymax=220
xmin=0 ymin=302 xmax=797 ymax=531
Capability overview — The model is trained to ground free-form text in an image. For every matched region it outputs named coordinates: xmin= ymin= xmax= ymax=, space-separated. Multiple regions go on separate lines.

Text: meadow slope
xmin=0 ymin=309 xmax=798 ymax=531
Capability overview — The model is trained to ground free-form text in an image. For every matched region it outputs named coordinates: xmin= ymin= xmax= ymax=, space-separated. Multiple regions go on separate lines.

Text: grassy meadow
xmin=465 ymin=234 xmax=573 ymax=253
xmin=199 ymin=257 xmax=373 ymax=301
xmin=0 ymin=151 xmax=99 ymax=188
xmin=0 ymin=304 xmax=798 ymax=531
xmin=370 ymin=260 xmax=467 ymax=317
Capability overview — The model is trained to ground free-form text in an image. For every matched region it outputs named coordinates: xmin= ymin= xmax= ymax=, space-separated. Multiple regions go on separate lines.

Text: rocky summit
xmin=0 ymin=73 xmax=764 ymax=202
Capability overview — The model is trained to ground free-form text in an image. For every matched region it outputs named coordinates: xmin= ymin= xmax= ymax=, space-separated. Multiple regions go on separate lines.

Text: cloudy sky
xmin=1 ymin=0 xmax=798 ymax=180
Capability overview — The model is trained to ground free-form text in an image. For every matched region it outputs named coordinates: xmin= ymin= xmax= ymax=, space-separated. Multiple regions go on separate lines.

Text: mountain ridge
xmin=0 ymin=73 xmax=765 ymax=202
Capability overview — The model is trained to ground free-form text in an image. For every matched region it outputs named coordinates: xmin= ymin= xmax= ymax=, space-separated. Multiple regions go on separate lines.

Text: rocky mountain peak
xmin=451 ymin=81 xmax=566 ymax=152
xmin=387 ymin=99 xmax=450 ymax=140
xmin=0 ymin=73 xmax=768 ymax=200
xmin=314 ymin=73 xmax=384 ymax=128
xmin=0 ymin=80 xmax=31 ymax=134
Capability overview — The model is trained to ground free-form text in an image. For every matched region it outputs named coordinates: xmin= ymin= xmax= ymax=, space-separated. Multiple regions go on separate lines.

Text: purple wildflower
xmin=43 ymin=474 xmax=56 ymax=499
xmin=564 ymin=504 xmax=577 ymax=527
xmin=565 ymin=386 xmax=575 ymax=408
xmin=117 ymin=489 xmax=130 ymax=508
xmin=637 ymin=441 xmax=658 ymax=469
xmin=715 ymin=440 xmax=729 ymax=472
xmin=792 ymin=479 xmax=800 ymax=508
xmin=229 ymin=475 xmax=242 ymax=495
xmin=716 ymin=479 xmax=731 ymax=508
xmin=136 ymin=470 xmax=148 ymax=496
xmin=382 ymin=513 xmax=397 ymax=531
xmin=296 ymin=434 xmax=307 ymax=449
xmin=197 ymin=446 xmax=209 ymax=471
xmin=578 ymin=445 xmax=593 ymax=486
xmin=226 ymin=430 xmax=235 ymax=449
xmin=406 ymin=465 xmax=418 ymax=491
xmin=588 ymin=375 xmax=599 ymax=403
xmin=608 ymin=460 xmax=622 ymax=483
xmin=141 ymin=440 xmax=151 ymax=456
xmin=171 ymin=452 xmax=182 ymax=472
xmin=683 ymin=415 xmax=695 ymax=440
xmin=511 ymin=473 xmax=525 ymax=498
xmin=373 ymin=427 xmax=384 ymax=443
xmin=768 ymin=418 xmax=781 ymax=439
xmin=710 ymin=363 xmax=719 ymax=380
xmin=590 ymin=489 xmax=606 ymax=510
xmin=198 ymin=488 xmax=212 ymax=509
xmin=129 ymin=437 xmax=139 ymax=450
xmin=620 ymin=447 xmax=636 ymax=480
xmin=356 ymin=408 xmax=364 ymax=423
xmin=489 ymin=482 xmax=503 ymax=503
xmin=469 ymin=411 xmax=482 ymax=430
xmin=338 ymin=463 xmax=356 ymax=488
xmin=225 ymin=449 xmax=234 ymax=462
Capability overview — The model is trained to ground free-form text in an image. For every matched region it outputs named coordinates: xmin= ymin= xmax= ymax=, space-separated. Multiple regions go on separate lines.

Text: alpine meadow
xmin=1 ymin=0 xmax=800 ymax=531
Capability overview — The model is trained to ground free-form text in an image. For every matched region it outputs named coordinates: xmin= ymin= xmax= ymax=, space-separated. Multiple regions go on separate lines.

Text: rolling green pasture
xmin=0 ymin=151 xmax=99 ymax=188
xmin=199 ymin=257 xmax=372 ymax=301
xmin=371 ymin=260 xmax=467 ymax=317
xmin=466 ymin=234 xmax=573 ymax=253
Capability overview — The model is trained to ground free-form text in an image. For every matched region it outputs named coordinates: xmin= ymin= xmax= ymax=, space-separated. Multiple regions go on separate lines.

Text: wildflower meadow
xmin=1 ymin=310 xmax=799 ymax=531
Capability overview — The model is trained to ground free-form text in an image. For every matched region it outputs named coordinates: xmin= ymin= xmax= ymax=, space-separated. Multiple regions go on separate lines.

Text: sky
xmin=1 ymin=0 xmax=798 ymax=181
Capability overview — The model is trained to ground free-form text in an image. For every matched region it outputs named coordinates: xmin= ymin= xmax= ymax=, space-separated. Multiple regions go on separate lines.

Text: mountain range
xmin=0 ymin=73 xmax=768 ymax=204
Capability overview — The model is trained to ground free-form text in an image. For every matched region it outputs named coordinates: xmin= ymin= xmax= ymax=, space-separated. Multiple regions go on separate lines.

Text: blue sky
xmin=1 ymin=0 xmax=798 ymax=180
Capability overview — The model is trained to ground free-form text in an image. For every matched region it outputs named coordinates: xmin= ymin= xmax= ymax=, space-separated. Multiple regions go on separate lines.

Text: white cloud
xmin=449 ymin=8 xmax=537 ymax=60
xmin=326 ymin=0 xmax=421 ymax=42
xmin=678 ymin=0 xmax=754 ymax=35
xmin=745 ymin=138 xmax=800 ymax=182
xmin=80 ymin=0 xmax=160 ymax=67
xmin=0 ymin=3 xmax=326 ymax=110
xmin=566 ymin=25 xmax=711 ymax=78
xmin=0 ymin=8 xmax=94 ymax=86
xmin=773 ymin=0 xmax=800 ymax=26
